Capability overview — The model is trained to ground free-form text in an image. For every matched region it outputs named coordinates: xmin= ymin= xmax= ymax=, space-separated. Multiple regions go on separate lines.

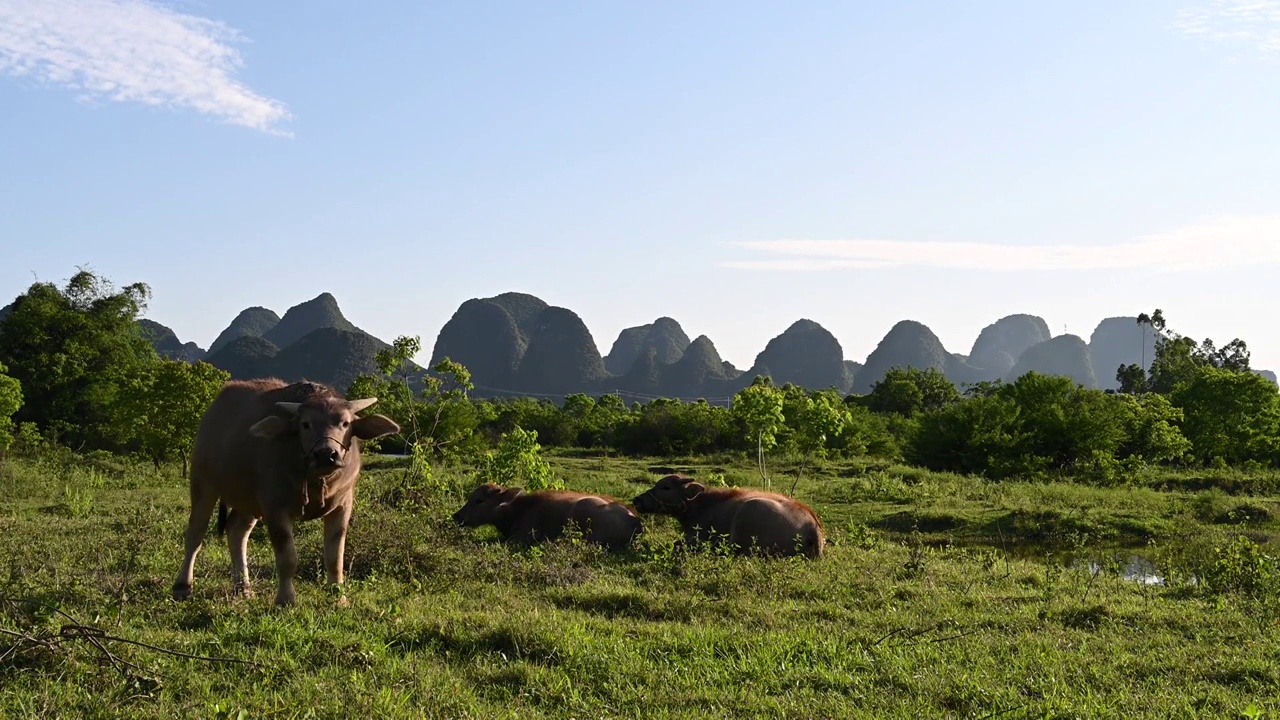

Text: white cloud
xmin=0 ymin=0 xmax=291 ymax=134
xmin=720 ymin=215 xmax=1280 ymax=272
xmin=1173 ymin=0 xmax=1280 ymax=59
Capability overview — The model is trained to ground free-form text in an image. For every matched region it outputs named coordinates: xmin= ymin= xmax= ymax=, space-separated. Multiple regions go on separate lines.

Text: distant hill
xmin=264 ymin=292 xmax=360 ymax=349
xmin=513 ymin=306 xmax=608 ymax=395
xmin=604 ymin=334 xmax=743 ymax=400
xmin=205 ymin=336 xmax=280 ymax=380
xmin=270 ymin=327 xmax=393 ymax=392
xmin=1008 ymin=334 xmax=1098 ymax=388
xmin=968 ymin=314 xmax=1052 ymax=378
xmin=1256 ymin=370 xmax=1278 ymax=386
xmin=854 ymin=320 xmax=952 ymax=394
xmin=90 ymin=286 xmax=1273 ymax=402
xmin=198 ymin=294 xmax=400 ymax=391
xmin=208 ymin=307 xmax=281 ymax=355
xmin=604 ymin=317 xmax=690 ymax=375
xmin=430 ymin=294 xmax=544 ymax=389
xmin=1089 ymin=317 xmax=1157 ymax=391
xmin=743 ymin=319 xmax=852 ymax=393
xmin=137 ymin=319 xmax=206 ymax=362
xmin=204 ymin=328 xmax=402 ymax=393
xmin=663 ymin=335 xmax=739 ymax=398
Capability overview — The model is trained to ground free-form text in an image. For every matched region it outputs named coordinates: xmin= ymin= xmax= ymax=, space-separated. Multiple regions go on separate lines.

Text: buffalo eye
xmin=301 ymin=421 xmax=311 ymax=430
xmin=342 ymin=420 xmax=350 ymax=428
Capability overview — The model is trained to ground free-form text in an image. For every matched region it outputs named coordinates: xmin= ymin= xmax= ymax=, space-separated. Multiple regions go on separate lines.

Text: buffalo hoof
xmin=335 ymin=594 xmax=350 ymax=608
xmin=232 ymin=583 xmax=254 ymax=599
xmin=171 ymin=583 xmax=192 ymax=601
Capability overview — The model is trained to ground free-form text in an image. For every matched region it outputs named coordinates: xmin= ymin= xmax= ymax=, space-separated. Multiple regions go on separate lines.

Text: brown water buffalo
xmin=631 ymin=474 xmax=824 ymax=558
xmin=171 ymin=378 xmax=400 ymax=606
xmin=453 ymin=482 xmax=643 ymax=550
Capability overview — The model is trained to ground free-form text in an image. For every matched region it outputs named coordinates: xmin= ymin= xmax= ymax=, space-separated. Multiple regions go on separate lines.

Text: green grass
xmin=2 ymin=451 xmax=1280 ymax=718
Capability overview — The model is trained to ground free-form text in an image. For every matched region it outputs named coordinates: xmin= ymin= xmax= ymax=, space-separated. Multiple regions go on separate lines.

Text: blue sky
xmin=2 ymin=0 xmax=1279 ymax=373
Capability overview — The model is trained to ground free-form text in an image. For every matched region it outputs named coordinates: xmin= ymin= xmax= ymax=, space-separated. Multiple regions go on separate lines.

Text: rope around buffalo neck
xmin=297 ymin=436 xmax=348 ymax=518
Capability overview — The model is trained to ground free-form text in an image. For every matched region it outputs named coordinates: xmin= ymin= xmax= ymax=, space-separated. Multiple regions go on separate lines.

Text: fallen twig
xmin=1 ymin=595 xmax=262 ymax=681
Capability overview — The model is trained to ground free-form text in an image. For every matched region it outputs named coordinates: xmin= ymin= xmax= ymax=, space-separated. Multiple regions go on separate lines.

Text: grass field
xmin=2 ymin=451 xmax=1280 ymax=718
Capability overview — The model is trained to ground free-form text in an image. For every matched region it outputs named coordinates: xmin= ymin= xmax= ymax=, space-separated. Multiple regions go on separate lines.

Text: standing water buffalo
xmin=632 ymin=474 xmax=825 ymax=558
xmin=171 ymin=379 xmax=400 ymax=606
xmin=453 ymin=483 xmax=644 ymax=550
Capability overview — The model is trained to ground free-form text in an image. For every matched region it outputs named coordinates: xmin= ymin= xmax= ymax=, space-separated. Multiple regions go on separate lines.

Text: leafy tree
xmin=907 ymin=393 xmax=1023 ymax=476
xmin=909 ymin=372 xmax=1136 ymax=480
xmin=1115 ymin=392 xmax=1191 ymax=464
xmin=1172 ymin=365 xmax=1280 ymax=467
xmin=1116 ymin=363 xmax=1147 ymax=395
xmin=348 ymin=334 xmax=424 ymax=444
xmin=867 ymin=366 xmax=960 ymax=417
xmin=116 ymin=359 xmax=230 ymax=475
xmin=0 ymin=361 xmax=22 ymax=456
xmin=786 ymin=388 xmax=850 ymax=492
xmin=349 ymin=337 xmax=481 ymax=459
xmin=1002 ymin=372 xmax=1130 ymax=474
xmin=838 ymin=403 xmax=899 ymax=458
xmin=0 ymin=269 xmax=157 ymax=448
xmin=1140 ymin=308 xmax=1252 ymax=394
xmin=731 ymin=377 xmax=786 ymax=486
xmin=479 ymin=426 xmax=560 ymax=490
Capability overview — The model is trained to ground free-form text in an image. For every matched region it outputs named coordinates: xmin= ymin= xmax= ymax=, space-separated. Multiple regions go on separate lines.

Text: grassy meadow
xmin=2 ymin=450 xmax=1280 ymax=718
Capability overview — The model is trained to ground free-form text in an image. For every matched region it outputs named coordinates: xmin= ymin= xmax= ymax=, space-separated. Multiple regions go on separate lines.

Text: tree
xmin=1172 ymin=365 xmax=1280 ymax=466
xmin=787 ymin=389 xmax=850 ymax=492
xmin=1116 ymin=363 xmax=1147 ymax=395
xmin=1135 ymin=312 xmax=1157 ymax=370
xmin=731 ymin=377 xmax=786 ymax=487
xmin=906 ymin=393 xmax=1023 ymax=476
xmin=0 ymin=362 xmax=22 ymax=456
xmin=1115 ymin=392 xmax=1191 ymax=464
xmin=0 ymin=269 xmax=157 ymax=449
xmin=117 ymin=359 xmax=230 ymax=475
xmin=349 ymin=336 xmax=479 ymax=458
xmin=1141 ymin=308 xmax=1252 ymax=394
xmin=867 ymin=366 xmax=960 ymax=417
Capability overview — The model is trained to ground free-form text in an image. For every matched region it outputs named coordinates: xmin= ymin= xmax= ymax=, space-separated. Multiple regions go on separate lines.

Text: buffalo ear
xmin=249 ymin=415 xmax=289 ymax=439
xmin=683 ymin=482 xmax=706 ymax=500
xmin=499 ymin=488 xmax=523 ymax=504
xmin=352 ymin=414 xmax=400 ymax=440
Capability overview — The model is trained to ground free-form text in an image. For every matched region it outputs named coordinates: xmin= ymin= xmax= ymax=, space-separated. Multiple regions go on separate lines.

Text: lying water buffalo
xmin=632 ymin=474 xmax=824 ymax=558
xmin=453 ymin=482 xmax=643 ymax=550
xmin=171 ymin=379 xmax=399 ymax=606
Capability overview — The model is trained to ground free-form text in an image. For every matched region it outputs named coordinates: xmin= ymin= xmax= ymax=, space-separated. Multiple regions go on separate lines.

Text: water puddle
xmin=1076 ymin=552 xmax=1165 ymax=585
xmin=1009 ymin=545 xmax=1173 ymax=585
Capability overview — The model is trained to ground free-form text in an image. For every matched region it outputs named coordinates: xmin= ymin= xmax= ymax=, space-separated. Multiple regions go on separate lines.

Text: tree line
xmin=2 ymin=269 xmax=1278 ymax=485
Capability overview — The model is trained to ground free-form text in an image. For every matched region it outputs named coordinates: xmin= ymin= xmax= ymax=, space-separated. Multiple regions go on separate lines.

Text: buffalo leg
xmin=171 ymin=487 xmax=217 ymax=601
xmin=226 ymin=510 xmax=258 ymax=597
xmin=264 ymin=513 xmax=299 ymax=607
xmin=322 ymin=503 xmax=353 ymax=587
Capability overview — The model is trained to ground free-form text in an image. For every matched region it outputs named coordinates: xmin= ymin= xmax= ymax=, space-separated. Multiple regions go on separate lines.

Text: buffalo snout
xmin=632 ymin=493 xmax=655 ymax=512
xmin=311 ymin=445 xmax=342 ymax=468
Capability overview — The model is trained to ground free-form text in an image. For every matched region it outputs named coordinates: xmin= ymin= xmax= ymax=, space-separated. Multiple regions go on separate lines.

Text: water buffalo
xmin=453 ymin=482 xmax=643 ymax=550
xmin=170 ymin=378 xmax=400 ymax=606
xmin=631 ymin=474 xmax=824 ymax=558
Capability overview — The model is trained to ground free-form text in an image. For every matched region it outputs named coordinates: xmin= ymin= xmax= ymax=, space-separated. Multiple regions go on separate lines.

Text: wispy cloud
xmin=720 ymin=215 xmax=1280 ymax=272
xmin=1173 ymin=0 xmax=1280 ymax=59
xmin=0 ymin=0 xmax=291 ymax=134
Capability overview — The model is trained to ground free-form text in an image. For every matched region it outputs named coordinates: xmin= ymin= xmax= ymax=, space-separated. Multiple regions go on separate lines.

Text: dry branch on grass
xmin=1 ymin=595 xmax=260 ymax=688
